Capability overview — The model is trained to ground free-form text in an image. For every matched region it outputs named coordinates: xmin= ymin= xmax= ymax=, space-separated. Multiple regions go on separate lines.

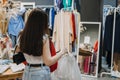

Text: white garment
xmin=23 ymin=53 xmax=43 ymax=64
xmin=52 ymin=11 xmax=73 ymax=52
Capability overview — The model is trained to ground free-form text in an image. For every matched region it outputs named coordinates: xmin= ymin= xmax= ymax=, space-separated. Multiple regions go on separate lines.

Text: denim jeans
xmin=9 ymin=34 xmax=17 ymax=47
xmin=22 ymin=66 xmax=51 ymax=80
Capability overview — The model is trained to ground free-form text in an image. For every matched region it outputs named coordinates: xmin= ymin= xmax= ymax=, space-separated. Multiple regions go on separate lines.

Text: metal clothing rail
xmin=36 ymin=5 xmax=54 ymax=8
xmin=100 ymin=7 xmax=118 ymax=78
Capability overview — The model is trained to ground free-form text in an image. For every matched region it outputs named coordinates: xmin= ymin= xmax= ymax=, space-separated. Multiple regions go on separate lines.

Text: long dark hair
xmin=20 ymin=8 xmax=49 ymax=56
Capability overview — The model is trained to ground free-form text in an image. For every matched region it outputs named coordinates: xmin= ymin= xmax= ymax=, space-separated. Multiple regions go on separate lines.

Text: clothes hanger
xmin=116 ymin=5 xmax=120 ymax=14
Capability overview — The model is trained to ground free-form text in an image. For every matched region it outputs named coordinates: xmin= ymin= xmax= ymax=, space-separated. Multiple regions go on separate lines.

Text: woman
xmin=19 ymin=8 xmax=67 ymax=80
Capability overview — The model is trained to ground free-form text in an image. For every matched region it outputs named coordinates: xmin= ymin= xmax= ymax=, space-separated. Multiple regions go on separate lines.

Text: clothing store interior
xmin=0 ymin=0 xmax=120 ymax=80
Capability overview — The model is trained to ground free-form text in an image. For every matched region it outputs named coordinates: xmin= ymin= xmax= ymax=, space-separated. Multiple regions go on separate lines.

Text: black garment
xmin=59 ymin=0 xmax=64 ymax=10
xmin=114 ymin=13 xmax=120 ymax=53
xmin=103 ymin=14 xmax=114 ymax=68
xmin=74 ymin=0 xmax=80 ymax=13
xmin=56 ymin=0 xmax=64 ymax=10
xmin=45 ymin=8 xmax=50 ymax=26
xmin=103 ymin=14 xmax=114 ymax=52
xmin=106 ymin=51 xmax=111 ymax=67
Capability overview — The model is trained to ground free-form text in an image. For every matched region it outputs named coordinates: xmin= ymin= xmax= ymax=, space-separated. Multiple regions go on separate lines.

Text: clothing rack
xmin=101 ymin=7 xmax=119 ymax=78
xmin=36 ymin=5 xmax=54 ymax=8
xmin=61 ymin=7 xmax=73 ymax=12
xmin=53 ymin=7 xmax=79 ymax=54
xmin=21 ymin=2 xmax=35 ymax=9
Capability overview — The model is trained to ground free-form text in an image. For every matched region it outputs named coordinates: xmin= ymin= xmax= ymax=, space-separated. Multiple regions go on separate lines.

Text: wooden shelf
xmin=79 ymin=48 xmax=92 ymax=56
xmin=0 ymin=69 xmax=23 ymax=80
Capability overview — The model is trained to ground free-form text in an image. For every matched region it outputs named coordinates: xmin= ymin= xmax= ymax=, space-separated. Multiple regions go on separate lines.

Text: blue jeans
xmin=22 ymin=66 xmax=51 ymax=80
xmin=9 ymin=34 xmax=17 ymax=47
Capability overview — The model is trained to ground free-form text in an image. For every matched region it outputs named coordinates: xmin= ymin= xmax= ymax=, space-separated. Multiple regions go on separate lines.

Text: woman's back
xmin=23 ymin=34 xmax=48 ymax=64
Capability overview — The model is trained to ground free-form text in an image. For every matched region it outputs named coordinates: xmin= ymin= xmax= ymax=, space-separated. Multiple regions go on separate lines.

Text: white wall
xmin=80 ymin=24 xmax=99 ymax=46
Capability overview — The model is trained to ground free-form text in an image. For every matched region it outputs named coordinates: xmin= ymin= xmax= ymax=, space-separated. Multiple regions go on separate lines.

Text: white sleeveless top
xmin=23 ymin=34 xmax=48 ymax=64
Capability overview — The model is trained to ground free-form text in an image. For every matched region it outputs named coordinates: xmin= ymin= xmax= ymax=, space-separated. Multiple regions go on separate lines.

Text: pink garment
xmin=52 ymin=14 xmax=61 ymax=52
xmin=52 ymin=11 xmax=73 ymax=52
xmin=84 ymin=56 xmax=90 ymax=74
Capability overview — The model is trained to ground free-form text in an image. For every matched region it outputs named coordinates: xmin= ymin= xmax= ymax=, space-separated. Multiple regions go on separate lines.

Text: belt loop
xmin=28 ymin=63 xmax=30 ymax=68
xmin=41 ymin=63 xmax=43 ymax=67
xmin=41 ymin=63 xmax=45 ymax=68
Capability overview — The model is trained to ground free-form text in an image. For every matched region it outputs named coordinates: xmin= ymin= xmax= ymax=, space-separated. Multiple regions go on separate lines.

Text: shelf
xmin=79 ymin=48 xmax=92 ymax=56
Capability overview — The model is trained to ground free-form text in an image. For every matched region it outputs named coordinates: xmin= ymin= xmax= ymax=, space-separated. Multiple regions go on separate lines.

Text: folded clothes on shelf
xmin=0 ymin=59 xmax=12 ymax=65
xmin=79 ymin=48 xmax=92 ymax=56
xmin=0 ymin=65 xmax=10 ymax=74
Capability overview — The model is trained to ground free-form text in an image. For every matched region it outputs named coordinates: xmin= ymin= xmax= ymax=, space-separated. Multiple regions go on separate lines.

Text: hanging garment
xmin=71 ymin=13 xmax=76 ymax=52
xmin=49 ymin=8 xmax=56 ymax=36
xmin=0 ymin=11 xmax=8 ymax=35
xmin=114 ymin=13 xmax=120 ymax=53
xmin=52 ymin=11 xmax=73 ymax=52
xmin=0 ymin=20 xmax=8 ymax=35
xmin=63 ymin=0 xmax=72 ymax=9
xmin=103 ymin=7 xmax=112 ymax=34
xmin=103 ymin=14 xmax=114 ymax=52
xmin=73 ymin=11 xmax=81 ymax=37
xmin=74 ymin=0 xmax=80 ymax=13
xmin=9 ymin=34 xmax=17 ymax=47
xmin=89 ymin=53 xmax=97 ymax=75
xmin=84 ymin=56 xmax=90 ymax=74
xmin=71 ymin=13 xmax=76 ymax=41
xmin=56 ymin=0 xmax=64 ymax=10
xmin=49 ymin=8 xmax=56 ymax=30
xmin=52 ymin=14 xmax=61 ymax=52
xmin=103 ymin=14 xmax=114 ymax=67
xmin=94 ymin=40 xmax=98 ymax=53
xmin=8 ymin=15 xmax=24 ymax=47
xmin=45 ymin=8 xmax=50 ymax=26
xmin=8 ymin=15 xmax=24 ymax=37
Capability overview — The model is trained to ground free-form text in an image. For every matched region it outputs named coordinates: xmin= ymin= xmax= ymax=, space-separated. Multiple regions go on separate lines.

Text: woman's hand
xmin=61 ymin=48 xmax=68 ymax=55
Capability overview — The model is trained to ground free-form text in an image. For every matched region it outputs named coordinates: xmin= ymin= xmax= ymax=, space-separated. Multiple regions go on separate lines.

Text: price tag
xmin=84 ymin=36 xmax=90 ymax=44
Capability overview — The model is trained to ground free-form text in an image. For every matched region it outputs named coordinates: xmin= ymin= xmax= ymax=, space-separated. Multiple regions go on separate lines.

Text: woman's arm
xmin=14 ymin=45 xmax=20 ymax=53
xmin=42 ymin=38 xmax=66 ymax=66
